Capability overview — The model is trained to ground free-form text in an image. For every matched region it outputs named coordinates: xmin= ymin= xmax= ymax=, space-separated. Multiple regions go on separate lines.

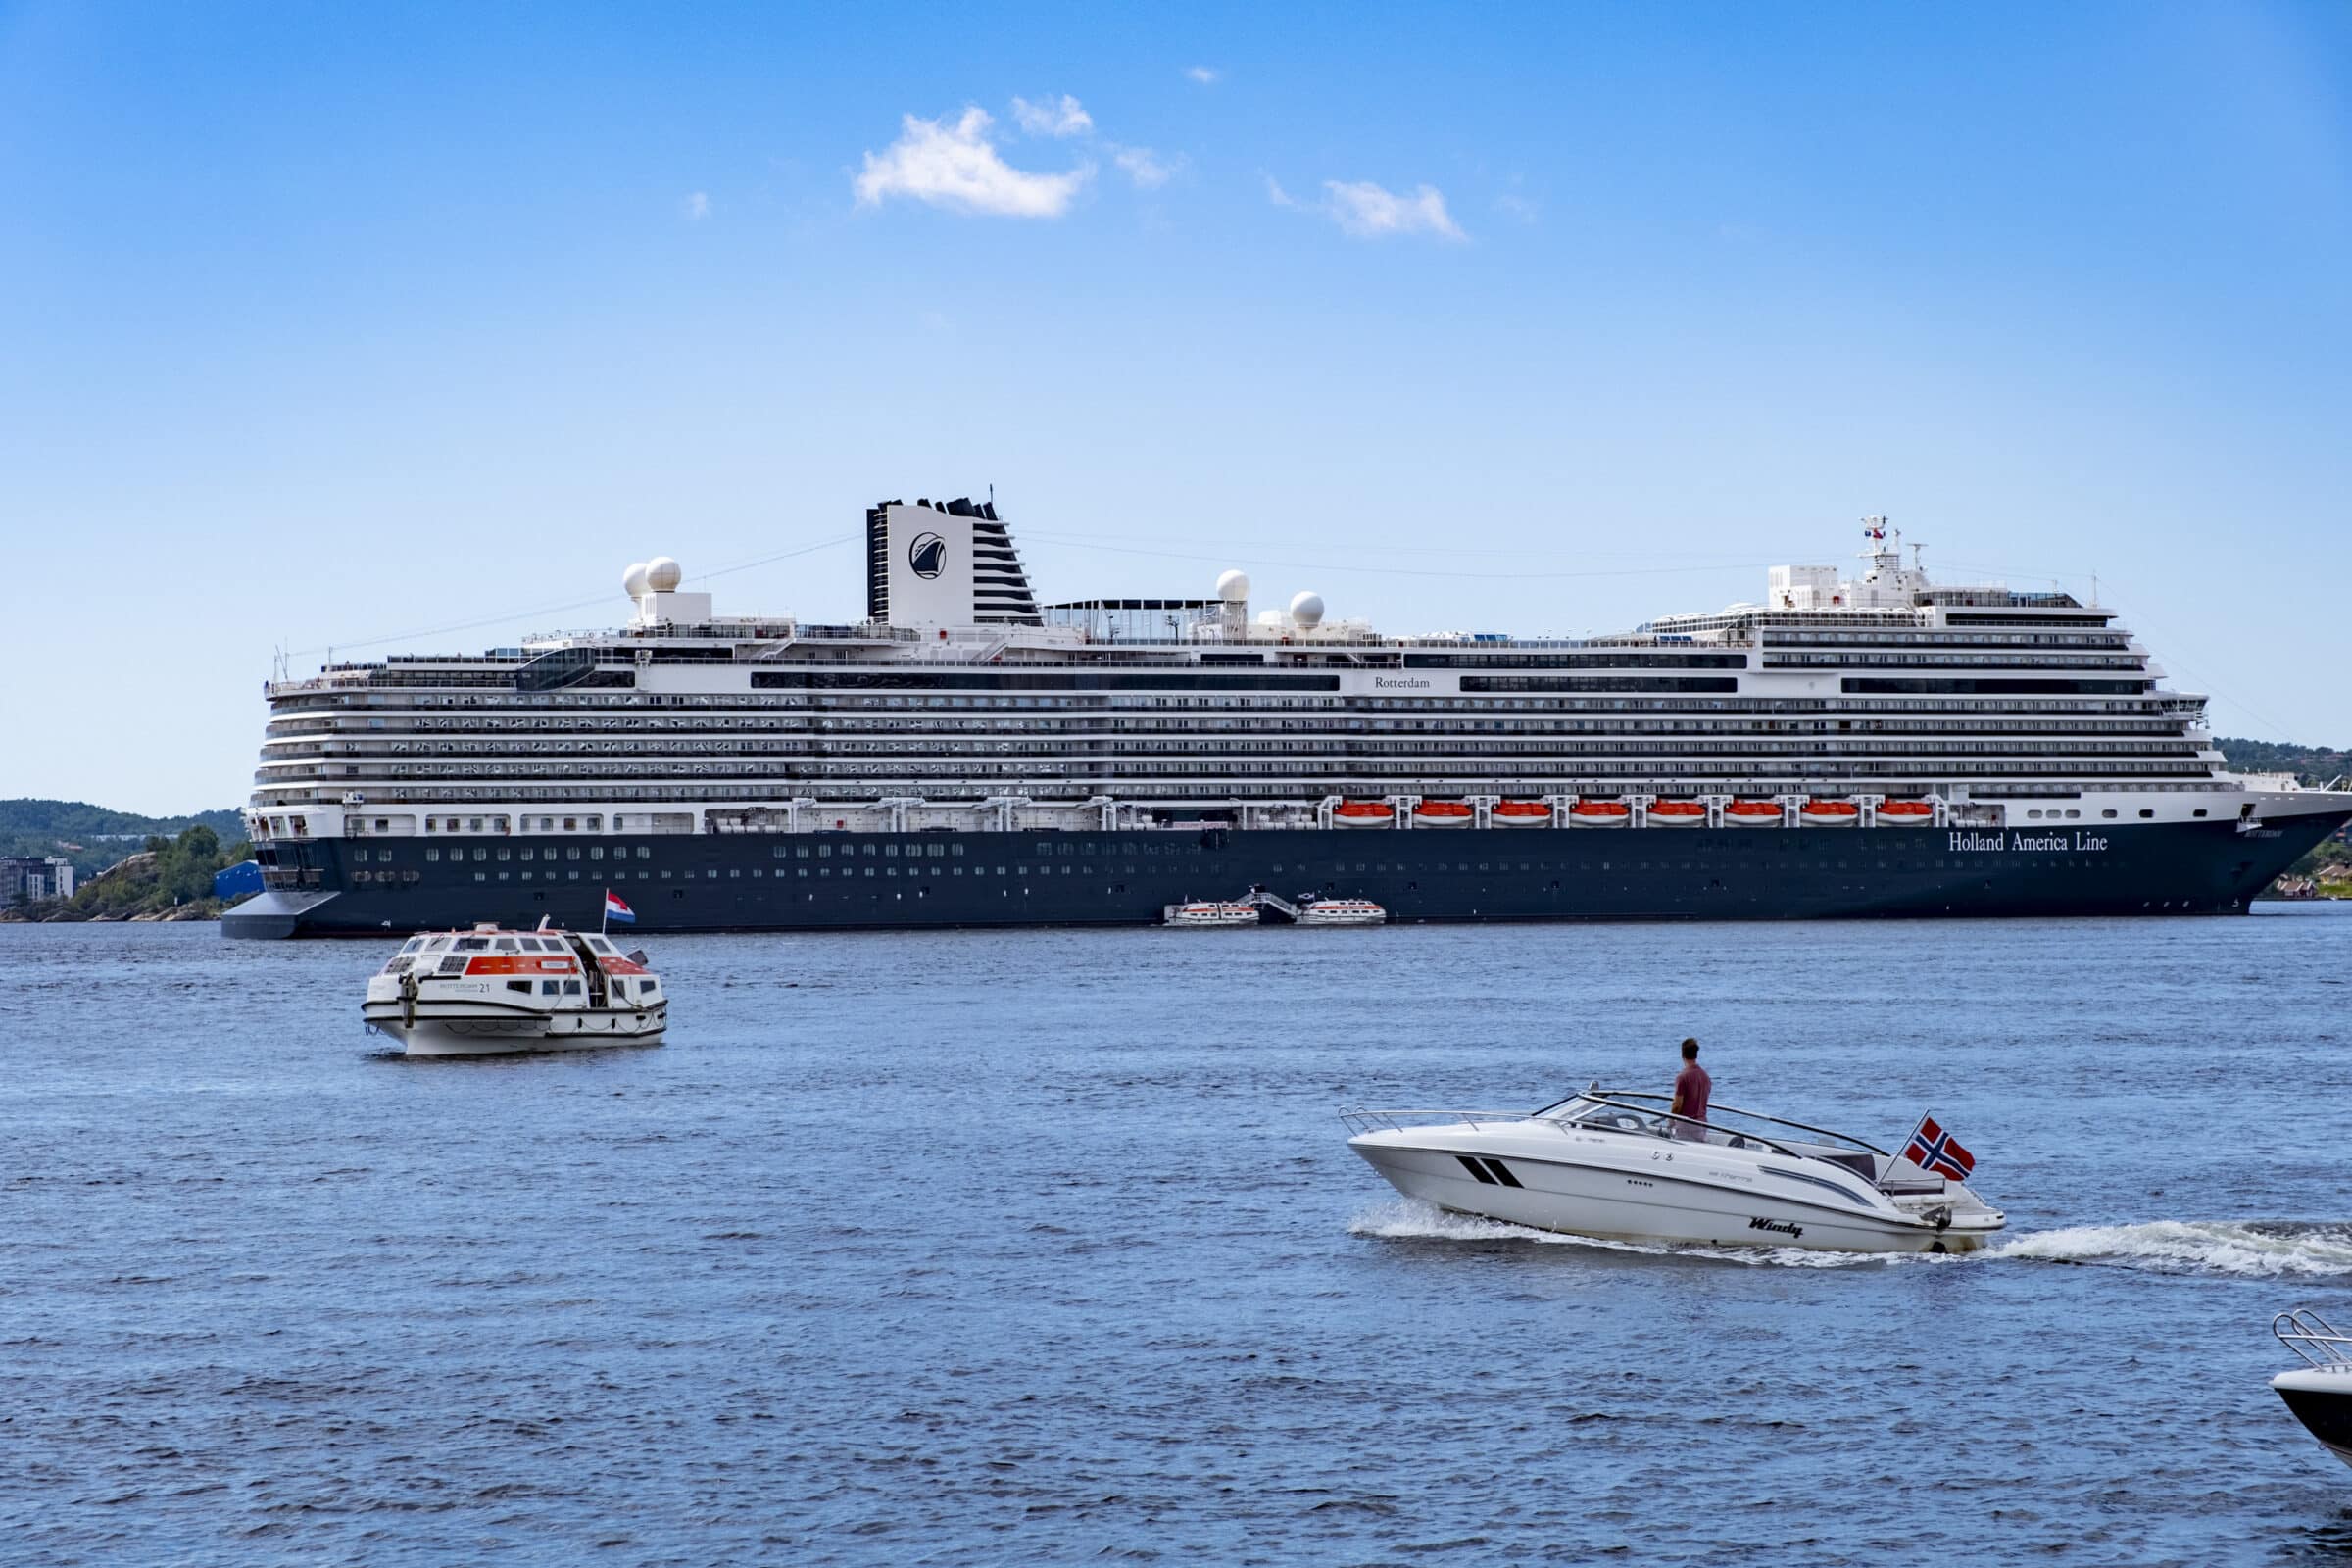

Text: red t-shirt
xmin=1673 ymin=1063 xmax=1711 ymax=1137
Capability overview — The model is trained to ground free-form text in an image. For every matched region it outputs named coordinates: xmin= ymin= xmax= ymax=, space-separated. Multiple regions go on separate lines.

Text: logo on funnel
xmin=908 ymin=532 xmax=946 ymax=579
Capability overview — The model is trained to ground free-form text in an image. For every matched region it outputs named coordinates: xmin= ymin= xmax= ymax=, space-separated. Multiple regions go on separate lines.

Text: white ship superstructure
xmin=226 ymin=502 xmax=2351 ymax=936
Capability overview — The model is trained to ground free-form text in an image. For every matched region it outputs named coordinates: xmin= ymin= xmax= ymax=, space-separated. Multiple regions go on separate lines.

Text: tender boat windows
xmin=540 ymin=979 xmax=561 ymax=995
xmin=455 ymin=937 xmax=490 ymax=952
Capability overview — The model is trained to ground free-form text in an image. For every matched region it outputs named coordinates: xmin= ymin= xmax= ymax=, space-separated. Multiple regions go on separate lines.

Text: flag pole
xmin=1897 ymin=1111 xmax=1930 ymax=1179
xmin=600 ymin=891 xmax=608 ymax=937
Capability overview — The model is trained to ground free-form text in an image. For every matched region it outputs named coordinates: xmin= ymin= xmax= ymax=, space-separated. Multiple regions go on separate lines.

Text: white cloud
xmin=1324 ymin=180 xmax=1464 ymax=240
xmin=854 ymin=108 xmax=1093 ymax=218
xmin=1184 ymin=66 xmax=1222 ymax=85
xmin=1267 ymin=176 xmax=1466 ymax=241
xmin=683 ymin=191 xmax=710 ymax=220
xmin=1010 ymin=93 xmax=1093 ymax=137
xmin=1112 ymin=145 xmax=1183 ymax=189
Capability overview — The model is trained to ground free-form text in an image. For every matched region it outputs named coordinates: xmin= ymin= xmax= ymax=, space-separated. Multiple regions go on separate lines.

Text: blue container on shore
xmin=213 ymin=860 xmax=264 ymax=902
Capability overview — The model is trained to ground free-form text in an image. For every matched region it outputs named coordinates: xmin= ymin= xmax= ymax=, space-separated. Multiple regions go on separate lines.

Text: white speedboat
xmin=363 ymin=923 xmax=667 ymax=1056
xmin=1295 ymin=897 xmax=1387 ymax=926
xmin=1164 ymin=901 xmax=1259 ymax=927
xmin=1342 ymin=1086 xmax=2004 ymax=1254
xmin=2273 ymin=1310 xmax=2352 ymax=1470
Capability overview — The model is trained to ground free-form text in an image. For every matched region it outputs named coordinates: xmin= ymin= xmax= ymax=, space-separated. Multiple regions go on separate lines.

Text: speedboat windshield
xmin=1529 ymin=1094 xmax=1659 ymax=1132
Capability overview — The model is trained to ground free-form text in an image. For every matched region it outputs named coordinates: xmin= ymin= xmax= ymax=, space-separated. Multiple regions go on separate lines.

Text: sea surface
xmin=5 ymin=908 xmax=2352 ymax=1566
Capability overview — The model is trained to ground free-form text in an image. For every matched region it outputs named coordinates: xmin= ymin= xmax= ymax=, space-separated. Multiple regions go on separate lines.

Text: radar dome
xmin=1289 ymin=591 xmax=1325 ymax=628
xmin=1216 ymin=569 xmax=1251 ymax=603
xmin=623 ymin=562 xmax=651 ymax=599
xmin=646 ymin=557 xmax=683 ymax=593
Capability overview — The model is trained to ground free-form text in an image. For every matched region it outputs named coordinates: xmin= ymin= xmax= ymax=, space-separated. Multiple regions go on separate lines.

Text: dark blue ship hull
xmin=223 ymin=812 xmax=2348 ymax=938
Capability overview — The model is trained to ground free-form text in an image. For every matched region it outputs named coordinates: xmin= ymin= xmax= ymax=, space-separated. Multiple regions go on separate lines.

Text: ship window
xmin=567 ymin=848 xmax=581 ymax=860
xmin=456 ymin=937 xmax=489 ymax=952
xmin=520 ymin=849 xmax=535 ymax=861
xmin=507 ymin=980 xmax=531 ymax=994
xmin=591 ymin=847 xmax=604 ymax=859
xmin=541 ymin=980 xmax=561 ymax=995
xmin=564 ymin=980 xmax=582 ymax=995
xmin=2139 ymin=808 xmax=2153 ymax=818
xmin=637 ymin=846 xmax=651 ymax=858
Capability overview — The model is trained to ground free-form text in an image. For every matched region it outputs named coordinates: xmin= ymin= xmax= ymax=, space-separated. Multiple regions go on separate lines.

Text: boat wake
xmin=1345 ymin=1199 xmax=1902 ymax=1269
xmin=1349 ymin=1202 xmax=2352 ymax=1278
xmin=1986 ymin=1220 xmax=2352 ymax=1278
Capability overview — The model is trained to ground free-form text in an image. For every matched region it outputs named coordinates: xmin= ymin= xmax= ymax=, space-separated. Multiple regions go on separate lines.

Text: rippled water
xmin=5 ymin=908 xmax=2351 ymax=1565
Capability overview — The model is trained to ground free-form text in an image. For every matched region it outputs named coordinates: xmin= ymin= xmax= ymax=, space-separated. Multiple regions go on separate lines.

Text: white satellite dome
xmin=1289 ymin=590 xmax=1326 ymax=628
xmin=1215 ymin=569 xmax=1251 ymax=604
xmin=646 ymin=557 xmax=683 ymax=593
xmin=623 ymin=562 xmax=651 ymax=599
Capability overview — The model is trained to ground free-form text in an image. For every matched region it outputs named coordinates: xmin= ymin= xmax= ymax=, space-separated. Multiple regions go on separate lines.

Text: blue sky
xmin=3 ymin=2 xmax=2348 ymax=813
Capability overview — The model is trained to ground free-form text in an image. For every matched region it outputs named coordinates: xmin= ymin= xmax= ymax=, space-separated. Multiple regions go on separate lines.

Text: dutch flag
xmin=603 ymin=891 xmax=635 ymax=925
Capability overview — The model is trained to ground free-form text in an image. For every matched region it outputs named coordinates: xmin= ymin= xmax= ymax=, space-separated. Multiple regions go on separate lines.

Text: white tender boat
xmin=1295 ymin=897 xmax=1387 ymax=926
xmin=2273 ymin=1310 xmax=2352 ymax=1470
xmin=1343 ymin=1086 xmax=2004 ymax=1253
xmin=1164 ymin=901 xmax=1259 ymax=928
xmin=363 ymin=923 xmax=667 ymax=1056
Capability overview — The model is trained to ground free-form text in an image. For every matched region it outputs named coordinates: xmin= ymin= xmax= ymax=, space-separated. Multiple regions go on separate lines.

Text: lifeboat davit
xmin=1878 ymin=799 xmax=1936 ymax=826
xmin=1492 ymin=799 xmax=1553 ymax=827
xmin=1334 ymin=801 xmax=1396 ymax=828
xmin=1800 ymin=798 xmax=1861 ymax=827
xmin=1412 ymin=800 xmax=1475 ymax=828
xmin=1568 ymin=799 xmax=1631 ymax=827
xmin=1648 ymin=800 xmax=1706 ymax=827
xmin=1723 ymin=799 xmax=1784 ymax=827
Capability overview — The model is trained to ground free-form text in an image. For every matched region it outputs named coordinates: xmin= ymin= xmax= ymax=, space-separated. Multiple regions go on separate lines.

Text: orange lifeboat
xmin=1412 ymin=800 xmax=1475 ymax=828
xmin=1800 ymin=797 xmax=1861 ymax=827
xmin=1878 ymin=799 xmax=1935 ymax=826
xmin=1492 ymin=800 xmax=1553 ymax=828
xmin=1648 ymin=800 xmax=1706 ymax=827
xmin=1723 ymin=799 xmax=1784 ymax=827
xmin=1333 ymin=800 xmax=1396 ymax=828
xmin=1568 ymin=799 xmax=1631 ymax=828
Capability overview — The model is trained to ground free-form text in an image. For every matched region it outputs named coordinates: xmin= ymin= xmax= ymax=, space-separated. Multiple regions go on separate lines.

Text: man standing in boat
xmin=1670 ymin=1038 xmax=1711 ymax=1140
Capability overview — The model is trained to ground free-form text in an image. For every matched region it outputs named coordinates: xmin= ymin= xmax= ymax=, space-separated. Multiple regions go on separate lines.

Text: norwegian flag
xmin=1902 ymin=1114 xmax=1976 ymax=1181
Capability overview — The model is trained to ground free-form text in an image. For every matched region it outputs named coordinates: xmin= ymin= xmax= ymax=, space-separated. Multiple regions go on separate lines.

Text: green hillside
xmin=2213 ymin=738 xmax=2352 ymax=787
xmin=0 ymin=800 xmax=245 ymax=879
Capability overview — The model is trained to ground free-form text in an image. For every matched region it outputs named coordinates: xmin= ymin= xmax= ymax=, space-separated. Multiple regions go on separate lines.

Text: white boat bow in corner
xmin=2274 ymin=1310 xmax=2352 ymax=1471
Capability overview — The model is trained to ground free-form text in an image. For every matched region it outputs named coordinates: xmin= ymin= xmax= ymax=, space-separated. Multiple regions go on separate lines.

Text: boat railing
xmin=2276 ymin=1309 xmax=2352 ymax=1371
xmin=1339 ymin=1108 xmax=1547 ymax=1136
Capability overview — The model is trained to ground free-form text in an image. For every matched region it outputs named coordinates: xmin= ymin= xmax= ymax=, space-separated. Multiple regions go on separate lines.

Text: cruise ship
xmin=224 ymin=501 xmax=2351 ymax=938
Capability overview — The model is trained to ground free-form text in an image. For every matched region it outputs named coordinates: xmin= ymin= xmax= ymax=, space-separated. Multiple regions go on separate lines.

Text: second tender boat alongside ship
xmin=228 ymin=503 xmax=2351 ymax=937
